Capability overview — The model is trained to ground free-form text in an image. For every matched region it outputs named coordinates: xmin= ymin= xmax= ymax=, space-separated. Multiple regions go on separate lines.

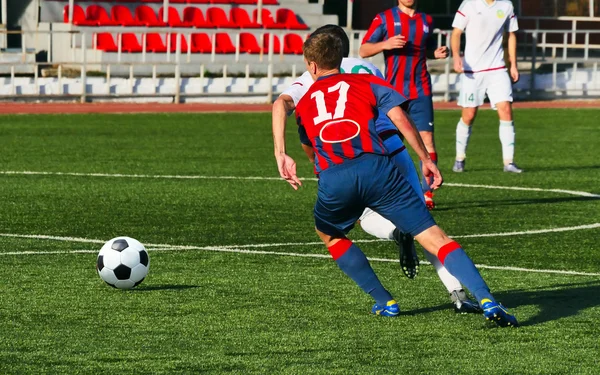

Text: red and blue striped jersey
xmin=295 ymin=74 xmax=407 ymax=174
xmin=362 ymin=8 xmax=433 ymax=99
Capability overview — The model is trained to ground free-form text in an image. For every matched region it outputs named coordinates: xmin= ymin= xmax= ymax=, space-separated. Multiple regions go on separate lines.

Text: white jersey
xmin=452 ymin=0 xmax=518 ymax=73
xmin=281 ymin=57 xmax=384 ymax=106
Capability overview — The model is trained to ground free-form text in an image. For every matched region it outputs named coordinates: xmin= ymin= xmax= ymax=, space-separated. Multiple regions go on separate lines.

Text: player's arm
xmin=451 ymin=3 xmax=469 ymax=73
xmin=507 ymin=32 xmax=519 ymax=82
xmin=359 ymin=14 xmax=406 ymax=58
xmin=272 ymin=95 xmax=302 ymax=190
xmin=451 ymin=28 xmax=463 ymax=73
xmin=371 ymin=79 xmax=442 ymax=189
xmin=506 ymin=10 xmax=520 ymax=83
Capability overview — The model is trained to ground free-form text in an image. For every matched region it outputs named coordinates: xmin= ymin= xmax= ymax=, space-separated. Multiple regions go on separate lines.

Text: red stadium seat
xmin=230 ymin=8 xmax=261 ymax=29
xmin=170 ymin=0 xmax=187 ymax=3
xmin=183 ymin=7 xmax=214 ymax=28
xmin=146 ymin=33 xmax=167 ymax=52
xmin=283 ymin=33 xmax=304 ymax=54
xmin=206 ymin=7 xmax=237 ymax=28
xmin=187 ymin=0 xmax=211 ymax=3
xmin=215 ymin=33 xmax=236 ymax=53
xmin=262 ymin=33 xmax=281 ymax=54
xmin=276 ymin=9 xmax=309 ymax=30
xmin=159 ymin=6 xmax=194 ymax=27
xmin=239 ymin=32 xmax=261 ymax=54
xmin=135 ymin=5 xmax=168 ymax=27
xmin=111 ymin=6 xmax=145 ymax=26
xmin=233 ymin=0 xmax=279 ymax=4
xmin=86 ymin=5 xmax=119 ymax=26
xmin=141 ymin=0 xmax=162 ymax=3
xmin=95 ymin=32 xmax=118 ymax=52
xmin=169 ymin=33 xmax=189 ymax=53
xmin=253 ymin=9 xmax=285 ymax=29
xmin=210 ymin=0 xmax=233 ymax=3
xmin=63 ymin=5 xmax=98 ymax=26
xmin=190 ymin=33 xmax=212 ymax=53
xmin=121 ymin=33 xmax=143 ymax=52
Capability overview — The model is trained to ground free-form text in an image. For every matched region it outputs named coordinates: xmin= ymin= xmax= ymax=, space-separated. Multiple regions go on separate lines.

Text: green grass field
xmin=0 ymin=109 xmax=599 ymax=374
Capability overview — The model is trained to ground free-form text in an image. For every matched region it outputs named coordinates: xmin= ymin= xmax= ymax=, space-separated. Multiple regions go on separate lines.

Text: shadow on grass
xmin=494 ymin=280 xmax=600 ymax=327
xmin=434 ymin=195 xmax=599 ymax=211
xmin=134 ymin=284 xmax=201 ymax=292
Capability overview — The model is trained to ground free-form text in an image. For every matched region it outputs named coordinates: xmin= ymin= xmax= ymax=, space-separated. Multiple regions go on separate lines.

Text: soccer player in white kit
xmin=451 ymin=0 xmax=523 ymax=173
xmin=272 ymin=25 xmax=481 ymax=313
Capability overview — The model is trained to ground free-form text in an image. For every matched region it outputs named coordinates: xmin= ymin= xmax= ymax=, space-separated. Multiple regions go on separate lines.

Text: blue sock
xmin=420 ymin=152 xmax=437 ymax=193
xmin=438 ymin=241 xmax=495 ymax=305
xmin=329 ymin=239 xmax=393 ymax=306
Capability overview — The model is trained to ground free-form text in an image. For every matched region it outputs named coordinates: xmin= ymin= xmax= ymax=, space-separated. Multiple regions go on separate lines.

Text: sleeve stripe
xmin=457 ymin=10 xmax=466 ymax=17
xmin=511 ymin=14 xmax=516 ymax=19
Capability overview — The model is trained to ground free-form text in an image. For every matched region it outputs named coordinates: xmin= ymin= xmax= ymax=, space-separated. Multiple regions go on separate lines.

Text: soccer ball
xmin=96 ymin=237 xmax=150 ymax=289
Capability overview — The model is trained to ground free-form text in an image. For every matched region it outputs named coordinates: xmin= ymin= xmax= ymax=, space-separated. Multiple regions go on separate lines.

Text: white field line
xmin=1 ymin=224 xmax=598 ymax=251
xmin=1 ymin=223 xmax=600 ymax=276
xmin=1 ymin=170 xmax=599 ymax=198
xmin=2 ymin=245 xmax=599 ymax=277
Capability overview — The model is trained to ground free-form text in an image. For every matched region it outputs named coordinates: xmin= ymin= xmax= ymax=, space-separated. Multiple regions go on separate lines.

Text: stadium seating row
xmin=64 ymin=5 xmax=308 ymax=29
xmin=95 ymin=31 xmax=304 ymax=54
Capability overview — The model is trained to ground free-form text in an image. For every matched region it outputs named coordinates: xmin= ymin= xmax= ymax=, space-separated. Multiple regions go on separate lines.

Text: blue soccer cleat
xmin=482 ymin=299 xmax=519 ymax=327
xmin=372 ymin=300 xmax=400 ymax=317
xmin=452 ymin=160 xmax=465 ymax=173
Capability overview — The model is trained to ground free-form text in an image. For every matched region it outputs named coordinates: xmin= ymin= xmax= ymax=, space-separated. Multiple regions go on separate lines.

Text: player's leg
xmin=367 ymin=161 xmax=517 ymax=326
xmin=315 ymin=161 xmax=398 ymax=316
xmin=488 ymin=71 xmax=522 ymax=173
xmin=454 ymin=73 xmax=484 ymax=172
xmin=361 ymin=131 xmax=422 ymax=279
xmin=421 ymin=250 xmax=482 ymax=313
xmin=413 ymin=227 xmax=517 ymax=326
xmin=406 ymin=96 xmax=437 ymax=210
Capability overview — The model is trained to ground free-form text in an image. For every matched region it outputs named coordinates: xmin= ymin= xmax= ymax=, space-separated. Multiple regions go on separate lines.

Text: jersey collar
xmin=480 ymin=0 xmax=497 ymax=8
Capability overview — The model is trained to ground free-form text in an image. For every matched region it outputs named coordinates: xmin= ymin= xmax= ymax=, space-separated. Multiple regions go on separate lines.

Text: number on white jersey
xmin=310 ymin=81 xmax=350 ymax=125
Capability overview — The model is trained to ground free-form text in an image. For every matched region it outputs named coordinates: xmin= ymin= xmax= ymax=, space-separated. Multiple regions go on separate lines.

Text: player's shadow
xmin=493 ymin=280 xmax=600 ymax=327
xmin=134 ymin=284 xmax=201 ymax=292
xmin=434 ymin=195 xmax=599 ymax=211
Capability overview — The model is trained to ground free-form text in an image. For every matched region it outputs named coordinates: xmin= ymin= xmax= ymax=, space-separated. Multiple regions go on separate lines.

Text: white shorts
xmin=458 ymin=70 xmax=513 ymax=109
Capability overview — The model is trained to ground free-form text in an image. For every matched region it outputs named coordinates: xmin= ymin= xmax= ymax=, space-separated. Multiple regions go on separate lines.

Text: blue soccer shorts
xmin=314 ymin=153 xmax=436 ymax=238
xmin=400 ymin=95 xmax=434 ymax=133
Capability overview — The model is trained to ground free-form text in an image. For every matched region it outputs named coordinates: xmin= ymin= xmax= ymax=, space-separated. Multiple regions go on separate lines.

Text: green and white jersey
xmin=281 ymin=57 xmax=384 ymax=106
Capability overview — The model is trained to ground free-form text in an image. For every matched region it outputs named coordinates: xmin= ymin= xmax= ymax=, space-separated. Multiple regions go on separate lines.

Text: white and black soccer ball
xmin=96 ymin=237 xmax=150 ymax=289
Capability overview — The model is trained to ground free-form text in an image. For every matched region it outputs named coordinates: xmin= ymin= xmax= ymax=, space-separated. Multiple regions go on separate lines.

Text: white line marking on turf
xmin=1 ymin=223 xmax=600 ymax=276
xmin=2 ymin=245 xmax=599 ymax=277
xmin=1 ymin=223 xmax=598 ymax=251
xmin=1 ymin=170 xmax=599 ymax=198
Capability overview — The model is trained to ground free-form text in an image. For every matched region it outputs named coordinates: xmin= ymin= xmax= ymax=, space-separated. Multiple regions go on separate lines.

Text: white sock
xmin=455 ymin=118 xmax=472 ymax=161
xmin=423 ymin=250 xmax=463 ymax=293
xmin=499 ymin=120 xmax=515 ymax=164
xmin=359 ymin=210 xmax=395 ymax=240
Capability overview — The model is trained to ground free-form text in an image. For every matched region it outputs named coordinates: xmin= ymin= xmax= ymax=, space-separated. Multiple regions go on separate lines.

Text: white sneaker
xmin=503 ymin=163 xmax=523 ymax=173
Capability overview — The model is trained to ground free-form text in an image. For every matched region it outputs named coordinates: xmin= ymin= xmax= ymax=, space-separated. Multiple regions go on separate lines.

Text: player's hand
xmin=421 ymin=159 xmax=443 ymax=190
xmin=510 ymin=65 xmax=520 ymax=83
xmin=453 ymin=57 xmax=463 ymax=73
xmin=384 ymin=35 xmax=406 ymax=50
xmin=434 ymin=46 xmax=449 ymax=59
xmin=275 ymin=153 xmax=302 ymax=190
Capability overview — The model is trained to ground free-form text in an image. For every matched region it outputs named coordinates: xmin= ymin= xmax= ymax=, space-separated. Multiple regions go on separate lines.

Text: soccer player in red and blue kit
xmin=273 ymin=32 xmax=518 ymax=327
xmin=360 ymin=0 xmax=448 ymax=210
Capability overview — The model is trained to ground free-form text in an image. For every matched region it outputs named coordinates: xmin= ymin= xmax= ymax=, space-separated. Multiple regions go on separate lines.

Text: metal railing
xmin=2 ymin=28 xmax=600 ymax=103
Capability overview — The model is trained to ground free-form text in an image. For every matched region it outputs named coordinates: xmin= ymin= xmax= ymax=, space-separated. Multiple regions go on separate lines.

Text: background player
xmin=359 ymin=0 xmax=448 ymax=210
xmin=273 ymin=32 xmax=518 ymax=327
xmin=451 ymin=0 xmax=522 ymax=173
xmin=272 ymin=25 xmax=481 ymax=314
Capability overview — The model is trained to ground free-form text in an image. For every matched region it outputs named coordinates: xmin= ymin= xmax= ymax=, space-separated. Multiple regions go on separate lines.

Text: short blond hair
xmin=303 ymin=32 xmax=343 ymax=70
